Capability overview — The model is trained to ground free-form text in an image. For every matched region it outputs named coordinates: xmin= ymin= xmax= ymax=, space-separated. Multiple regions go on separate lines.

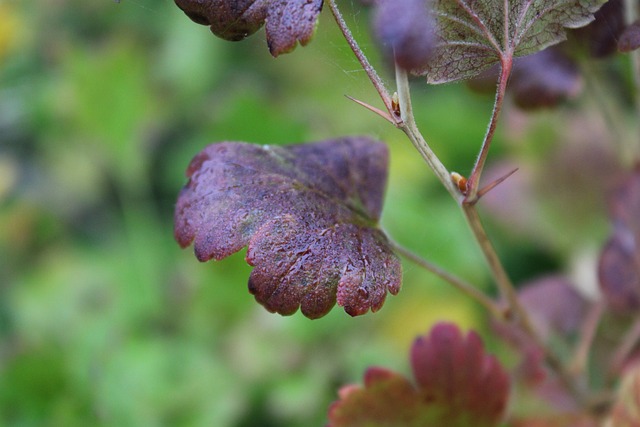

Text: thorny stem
xmin=465 ymin=58 xmax=512 ymax=202
xmin=329 ymin=0 xmax=587 ymax=406
xmin=394 ymin=66 xmax=461 ymax=199
xmin=327 ymin=0 xmax=396 ymax=121
xmin=391 ymin=241 xmax=504 ymax=319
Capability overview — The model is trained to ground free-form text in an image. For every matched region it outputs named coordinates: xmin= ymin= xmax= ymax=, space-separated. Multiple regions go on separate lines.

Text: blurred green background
xmin=0 ymin=0 xmax=618 ymax=425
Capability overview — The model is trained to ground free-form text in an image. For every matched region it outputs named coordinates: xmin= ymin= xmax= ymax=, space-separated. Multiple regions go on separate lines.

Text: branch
xmin=465 ymin=57 xmax=512 ymax=202
xmin=327 ymin=0 xmax=398 ymax=123
xmin=391 ymin=240 xmax=504 ymax=319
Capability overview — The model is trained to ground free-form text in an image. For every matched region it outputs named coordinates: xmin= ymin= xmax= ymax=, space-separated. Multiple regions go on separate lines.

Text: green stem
xmin=327 ymin=0 xmax=396 ymax=120
xmin=391 ymin=241 xmax=504 ymax=319
xmin=394 ymin=65 xmax=461 ymax=199
xmin=466 ymin=58 xmax=512 ymax=202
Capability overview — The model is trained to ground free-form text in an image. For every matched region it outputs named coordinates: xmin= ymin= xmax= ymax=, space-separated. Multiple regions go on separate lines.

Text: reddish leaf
xmin=174 ymin=137 xmax=401 ymax=319
xmin=372 ymin=0 xmax=436 ymax=70
xmin=327 ymin=323 xmax=510 ymax=427
xmin=173 ymin=0 xmax=323 ymax=56
xmin=619 ymin=20 xmax=640 ymax=52
xmin=417 ymin=0 xmax=606 ymax=83
xmin=599 ymin=166 xmax=640 ymax=314
xmin=510 ymin=414 xmax=598 ymax=427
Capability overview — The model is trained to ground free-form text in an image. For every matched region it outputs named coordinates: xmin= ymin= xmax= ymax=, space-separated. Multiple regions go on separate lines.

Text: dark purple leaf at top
xmin=572 ymin=0 xmax=626 ymax=57
xmin=417 ymin=0 xmax=606 ymax=84
xmin=372 ymin=0 xmax=436 ymax=70
xmin=599 ymin=166 xmax=640 ymax=314
xmin=619 ymin=19 xmax=640 ymax=52
xmin=468 ymin=46 xmax=582 ymax=109
xmin=327 ymin=323 xmax=510 ymax=427
xmin=174 ymin=137 xmax=401 ymax=319
xmin=174 ymin=0 xmax=323 ymax=56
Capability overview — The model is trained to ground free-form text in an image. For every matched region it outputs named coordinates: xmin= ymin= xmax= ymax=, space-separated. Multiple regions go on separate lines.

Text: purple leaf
xmin=599 ymin=166 xmax=640 ymax=314
xmin=572 ymin=0 xmax=626 ymax=57
xmin=372 ymin=0 xmax=436 ymax=70
xmin=327 ymin=323 xmax=510 ymax=427
xmin=174 ymin=137 xmax=401 ymax=319
xmin=417 ymin=0 xmax=607 ymax=84
xmin=619 ymin=19 xmax=640 ymax=53
xmin=173 ymin=0 xmax=323 ymax=56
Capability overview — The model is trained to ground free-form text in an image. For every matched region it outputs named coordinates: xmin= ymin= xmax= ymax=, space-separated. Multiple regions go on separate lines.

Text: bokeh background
xmin=0 ymin=0 xmax=622 ymax=425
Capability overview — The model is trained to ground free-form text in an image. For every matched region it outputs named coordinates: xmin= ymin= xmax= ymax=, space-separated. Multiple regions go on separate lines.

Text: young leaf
xmin=598 ymin=166 xmax=640 ymax=314
xmin=174 ymin=0 xmax=323 ymax=56
xmin=327 ymin=323 xmax=510 ymax=427
xmin=174 ymin=137 xmax=401 ymax=319
xmin=417 ymin=0 xmax=607 ymax=83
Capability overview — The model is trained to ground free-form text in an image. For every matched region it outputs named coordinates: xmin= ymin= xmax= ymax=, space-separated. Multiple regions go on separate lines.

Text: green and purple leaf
xmin=327 ymin=323 xmax=510 ymax=427
xmin=416 ymin=0 xmax=607 ymax=83
xmin=174 ymin=137 xmax=401 ymax=319
xmin=173 ymin=0 xmax=323 ymax=56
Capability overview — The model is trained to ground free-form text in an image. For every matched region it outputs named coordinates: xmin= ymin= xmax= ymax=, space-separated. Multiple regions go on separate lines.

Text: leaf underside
xmin=174 ymin=137 xmax=402 ymax=319
xmin=327 ymin=323 xmax=510 ymax=427
xmin=417 ymin=0 xmax=607 ymax=84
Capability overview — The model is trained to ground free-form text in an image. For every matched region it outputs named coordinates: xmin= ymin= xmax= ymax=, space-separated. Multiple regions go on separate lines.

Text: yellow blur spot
xmin=0 ymin=3 xmax=22 ymax=62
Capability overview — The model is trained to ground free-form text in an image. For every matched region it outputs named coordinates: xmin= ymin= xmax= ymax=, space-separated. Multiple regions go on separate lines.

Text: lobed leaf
xmin=416 ymin=0 xmax=607 ymax=83
xmin=327 ymin=323 xmax=510 ymax=427
xmin=173 ymin=0 xmax=323 ymax=56
xmin=174 ymin=137 xmax=401 ymax=319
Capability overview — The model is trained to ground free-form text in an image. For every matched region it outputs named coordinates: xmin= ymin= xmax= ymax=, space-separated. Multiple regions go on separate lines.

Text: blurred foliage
xmin=0 ymin=0 xmax=628 ymax=425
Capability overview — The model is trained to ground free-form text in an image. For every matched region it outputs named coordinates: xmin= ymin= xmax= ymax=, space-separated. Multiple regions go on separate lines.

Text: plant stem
xmin=466 ymin=58 xmax=512 ymax=202
xmin=570 ymin=300 xmax=605 ymax=377
xmin=394 ymin=65 xmax=461 ymax=199
xmin=610 ymin=316 xmax=640 ymax=378
xmin=624 ymin=0 xmax=640 ymax=159
xmin=391 ymin=240 xmax=504 ymax=319
xmin=327 ymin=0 xmax=396 ymax=121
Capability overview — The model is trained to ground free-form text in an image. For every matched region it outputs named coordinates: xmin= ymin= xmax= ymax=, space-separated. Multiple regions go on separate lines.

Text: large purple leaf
xmin=174 ymin=137 xmax=401 ymax=319
xmin=327 ymin=323 xmax=510 ymax=427
xmin=173 ymin=0 xmax=323 ymax=56
xmin=417 ymin=0 xmax=607 ymax=83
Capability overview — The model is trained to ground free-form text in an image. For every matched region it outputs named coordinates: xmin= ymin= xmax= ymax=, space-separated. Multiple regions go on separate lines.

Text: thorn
xmin=477 ymin=168 xmax=519 ymax=199
xmin=451 ymin=172 xmax=468 ymax=195
xmin=345 ymin=95 xmax=395 ymax=124
xmin=391 ymin=92 xmax=401 ymax=117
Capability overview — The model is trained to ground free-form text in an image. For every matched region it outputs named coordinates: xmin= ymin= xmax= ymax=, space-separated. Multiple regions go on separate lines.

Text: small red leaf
xmin=327 ymin=322 xmax=510 ymax=427
xmin=174 ymin=137 xmax=401 ymax=319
